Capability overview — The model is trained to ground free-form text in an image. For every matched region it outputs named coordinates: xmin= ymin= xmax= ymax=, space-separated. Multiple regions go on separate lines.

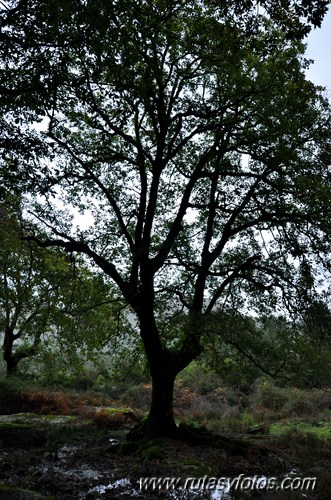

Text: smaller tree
xmin=0 ymin=196 xmax=123 ymax=376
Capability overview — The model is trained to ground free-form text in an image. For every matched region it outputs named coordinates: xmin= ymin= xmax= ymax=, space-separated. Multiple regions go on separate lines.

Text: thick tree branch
xmin=22 ymin=233 xmax=131 ymax=302
xmin=48 ymin=133 xmax=136 ymax=254
xmin=206 ymin=255 xmax=262 ymax=312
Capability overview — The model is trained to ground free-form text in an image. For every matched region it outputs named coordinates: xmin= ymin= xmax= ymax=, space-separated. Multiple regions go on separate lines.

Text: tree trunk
xmin=145 ymin=367 xmax=178 ymax=437
xmin=5 ymin=356 xmax=18 ymax=376
xmin=128 ymin=365 xmax=179 ymax=439
xmin=3 ymin=326 xmax=40 ymax=376
xmin=3 ymin=327 xmax=17 ymax=376
xmin=128 ymin=305 xmax=201 ymax=440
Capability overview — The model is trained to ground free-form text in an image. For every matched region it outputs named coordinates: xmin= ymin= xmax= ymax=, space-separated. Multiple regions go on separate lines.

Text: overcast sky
xmin=305 ymin=7 xmax=331 ymax=97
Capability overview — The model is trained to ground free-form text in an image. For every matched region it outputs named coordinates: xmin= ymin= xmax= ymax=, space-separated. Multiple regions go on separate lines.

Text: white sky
xmin=305 ymin=7 xmax=331 ymax=96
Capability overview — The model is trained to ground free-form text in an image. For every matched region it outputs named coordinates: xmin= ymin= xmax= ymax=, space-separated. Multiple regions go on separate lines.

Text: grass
xmin=271 ymin=428 xmax=331 ymax=465
xmin=0 ymin=422 xmax=35 ymax=429
xmin=270 ymin=421 xmax=331 ymax=438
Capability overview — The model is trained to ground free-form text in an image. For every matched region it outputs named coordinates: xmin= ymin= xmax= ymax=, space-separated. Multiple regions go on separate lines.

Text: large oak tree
xmin=1 ymin=0 xmax=331 ymax=436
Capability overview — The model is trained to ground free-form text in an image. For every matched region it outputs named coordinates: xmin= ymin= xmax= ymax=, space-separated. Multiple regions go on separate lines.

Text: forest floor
xmin=0 ymin=381 xmax=330 ymax=499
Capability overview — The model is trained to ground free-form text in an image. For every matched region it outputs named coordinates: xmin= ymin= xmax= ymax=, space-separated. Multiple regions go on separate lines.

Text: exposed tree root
xmin=127 ymin=419 xmax=271 ymax=458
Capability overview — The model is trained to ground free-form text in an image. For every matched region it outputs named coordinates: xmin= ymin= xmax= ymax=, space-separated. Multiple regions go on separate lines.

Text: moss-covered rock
xmin=140 ymin=442 xmax=165 ymax=461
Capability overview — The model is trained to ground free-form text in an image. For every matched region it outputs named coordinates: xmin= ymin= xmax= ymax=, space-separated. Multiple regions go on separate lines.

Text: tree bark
xmin=128 ymin=300 xmax=202 ymax=439
xmin=3 ymin=326 xmax=40 ymax=376
xmin=145 ymin=366 xmax=178 ymax=437
xmin=129 ymin=342 xmax=201 ymax=439
xmin=3 ymin=327 xmax=16 ymax=376
xmin=128 ymin=360 xmax=179 ymax=440
xmin=4 ymin=356 xmax=18 ymax=376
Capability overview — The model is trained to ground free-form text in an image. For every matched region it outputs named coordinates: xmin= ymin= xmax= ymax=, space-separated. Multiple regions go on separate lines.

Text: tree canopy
xmin=1 ymin=0 xmax=331 ymax=437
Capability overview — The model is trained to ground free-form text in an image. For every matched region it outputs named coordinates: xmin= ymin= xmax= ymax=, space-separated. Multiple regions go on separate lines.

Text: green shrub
xmin=249 ymin=378 xmax=331 ymax=424
xmin=252 ymin=378 xmax=288 ymax=412
xmin=282 ymin=392 xmax=315 ymax=416
xmin=178 ymin=362 xmax=223 ymax=395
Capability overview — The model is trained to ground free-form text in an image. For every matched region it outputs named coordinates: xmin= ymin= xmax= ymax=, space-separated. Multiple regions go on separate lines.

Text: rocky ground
xmin=0 ymin=410 xmax=330 ymax=500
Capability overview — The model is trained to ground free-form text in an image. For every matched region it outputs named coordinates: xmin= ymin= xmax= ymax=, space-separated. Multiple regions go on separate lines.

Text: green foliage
xmin=0 ymin=196 xmax=127 ymax=375
xmin=200 ymin=310 xmax=331 ymax=389
xmin=177 ymin=364 xmax=331 ymax=433
xmin=2 ymin=0 xmax=330 ymax=320
xmin=252 ymin=378 xmax=290 ymax=413
xmin=0 ymin=374 xmax=40 ymax=396
xmin=179 ymin=362 xmax=223 ymax=395
xmin=249 ymin=377 xmax=331 ymax=422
